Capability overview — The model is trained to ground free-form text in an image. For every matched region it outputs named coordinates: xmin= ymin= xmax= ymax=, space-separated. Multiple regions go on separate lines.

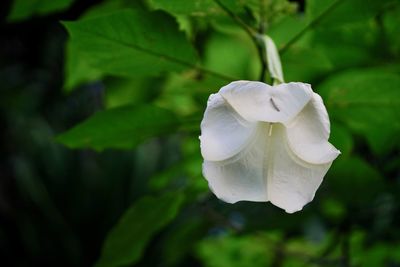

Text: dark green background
xmin=1 ymin=0 xmax=400 ymax=266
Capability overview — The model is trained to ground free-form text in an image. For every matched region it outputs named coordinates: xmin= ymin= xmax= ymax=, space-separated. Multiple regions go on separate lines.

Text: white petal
xmin=267 ymin=124 xmax=330 ymax=213
xmin=220 ymin=81 xmax=313 ymax=124
xmin=285 ymin=93 xmax=341 ymax=164
xmin=200 ymin=93 xmax=257 ymax=161
xmin=202 ymin=125 xmax=269 ymax=203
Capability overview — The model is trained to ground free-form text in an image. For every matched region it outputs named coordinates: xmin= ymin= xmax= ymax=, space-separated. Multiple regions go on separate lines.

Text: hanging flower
xmin=199 ymin=81 xmax=340 ymax=213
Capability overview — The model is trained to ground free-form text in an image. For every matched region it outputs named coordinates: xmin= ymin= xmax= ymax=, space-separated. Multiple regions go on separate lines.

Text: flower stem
xmin=257 ymin=0 xmax=269 ymax=83
xmin=257 ymin=36 xmax=269 ymax=83
xmin=213 ymin=0 xmax=270 ymax=83
xmin=213 ymin=0 xmax=257 ymax=39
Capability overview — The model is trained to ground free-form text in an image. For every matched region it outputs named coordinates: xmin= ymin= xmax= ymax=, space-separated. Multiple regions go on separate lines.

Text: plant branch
xmin=279 ymin=0 xmax=344 ymax=55
xmin=213 ymin=0 xmax=257 ymax=39
xmin=213 ymin=0 xmax=270 ymax=83
xmin=194 ymin=65 xmax=239 ymax=81
xmin=256 ymin=0 xmax=268 ymax=82
xmin=257 ymin=41 xmax=268 ymax=82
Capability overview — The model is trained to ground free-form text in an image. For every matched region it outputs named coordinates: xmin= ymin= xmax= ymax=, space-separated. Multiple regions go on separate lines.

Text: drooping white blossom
xmin=199 ymin=81 xmax=340 ymax=213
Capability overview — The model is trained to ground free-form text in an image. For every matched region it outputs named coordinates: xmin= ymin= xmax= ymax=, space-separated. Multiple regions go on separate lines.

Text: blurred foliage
xmin=57 ymin=104 xmax=178 ymax=150
xmin=7 ymin=0 xmax=76 ymax=22
xmin=95 ymin=192 xmax=184 ymax=267
xmin=1 ymin=0 xmax=400 ymax=267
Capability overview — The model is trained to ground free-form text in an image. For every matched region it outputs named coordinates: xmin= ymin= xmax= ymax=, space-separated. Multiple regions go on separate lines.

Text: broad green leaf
xmin=7 ymin=0 xmax=75 ymax=22
xmin=148 ymin=0 xmax=218 ymax=16
xmin=149 ymin=0 xmax=291 ymax=34
xmin=104 ymin=76 xmax=164 ymax=109
xmin=147 ymin=0 xmax=248 ymax=17
xmin=63 ymin=9 xmax=197 ymax=78
xmin=305 ymin=0 xmax=387 ymax=70
xmin=203 ymin=32 xmax=258 ymax=80
xmin=281 ymin=46 xmax=332 ymax=82
xmin=311 ymin=20 xmax=378 ymax=69
xmin=63 ymin=0 xmax=129 ymax=91
xmin=326 ymin=156 xmax=384 ymax=206
xmin=318 ymin=70 xmax=400 ymax=155
xmin=268 ymin=15 xmax=308 ymax=48
xmin=64 ymin=41 xmax=102 ymax=92
xmin=95 ymin=192 xmax=184 ymax=267
xmin=156 ymin=72 xmax=201 ymax=116
xmin=81 ymin=0 xmax=129 ymax=19
xmin=306 ymin=0 xmax=393 ymax=25
xmin=384 ymin=5 xmax=400 ymax=57
xmin=57 ymin=105 xmax=179 ymax=150
xmin=329 ymin=123 xmax=353 ymax=156
xmin=316 ymin=43 xmax=373 ymax=70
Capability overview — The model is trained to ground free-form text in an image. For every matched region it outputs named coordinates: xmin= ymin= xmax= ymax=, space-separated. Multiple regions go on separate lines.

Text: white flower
xmin=199 ymin=81 xmax=340 ymax=213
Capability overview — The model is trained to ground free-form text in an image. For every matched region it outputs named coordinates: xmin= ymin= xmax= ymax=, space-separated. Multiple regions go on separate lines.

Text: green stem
xmin=257 ymin=0 xmax=269 ymax=83
xmin=194 ymin=65 xmax=238 ymax=81
xmin=258 ymin=41 xmax=268 ymax=83
xmin=213 ymin=0 xmax=269 ymax=82
xmin=213 ymin=0 xmax=257 ymax=39
xmin=279 ymin=0 xmax=344 ymax=55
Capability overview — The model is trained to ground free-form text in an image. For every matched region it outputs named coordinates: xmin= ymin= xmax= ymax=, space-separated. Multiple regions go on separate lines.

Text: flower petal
xmin=202 ymin=125 xmax=269 ymax=203
xmin=267 ymin=124 xmax=331 ymax=213
xmin=200 ymin=93 xmax=257 ymax=161
xmin=263 ymin=35 xmax=284 ymax=84
xmin=285 ymin=93 xmax=341 ymax=164
xmin=219 ymin=81 xmax=313 ymax=123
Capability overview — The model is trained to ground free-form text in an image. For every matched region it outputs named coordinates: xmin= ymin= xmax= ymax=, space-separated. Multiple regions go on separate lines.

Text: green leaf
xmin=306 ymin=0 xmax=393 ymax=25
xmin=281 ymin=46 xmax=332 ymax=82
xmin=148 ymin=0 xmax=248 ymax=17
xmin=268 ymin=15 xmax=308 ymax=48
xmin=63 ymin=0 xmax=138 ymax=91
xmin=64 ymin=41 xmax=102 ymax=92
xmin=318 ymin=69 xmax=400 ymax=155
xmin=95 ymin=192 xmax=185 ymax=267
xmin=305 ymin=0 xmax=390 ymax=70
xmin=7 ymin=0 xmax=75 ymax=22
xmin=57 ymin=105 xmax=179 ymax=150
xmin=63 ymin=9 xmax=198 ymax=79
xmin=383 ymin=5 xmax=400 ymax=57
xmin=148 ymin=0 xmax=218 ymax=16
xmin=104 ymin=77 xmax=159 ymax=109
xmin=310 ymin=19 xmax=379 ymax=69
xmin=149 ymin=0 xmax=288 ymax=34
xmin=203 ymin=32 xmax=259 ymax=80
xmin=329 ymin=123 xmax=353 ymax=156
xmin=326 ymin=156 xmax=384 ymax=206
